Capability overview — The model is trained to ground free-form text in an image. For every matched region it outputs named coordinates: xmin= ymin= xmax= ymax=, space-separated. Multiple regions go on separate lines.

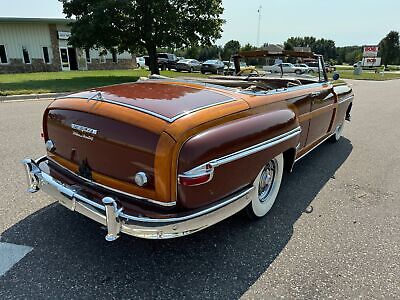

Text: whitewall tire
xmin=246 ymin=154 xmax=284 ymax=219
xmin=329 ymin=123 xmax=344 ymax=142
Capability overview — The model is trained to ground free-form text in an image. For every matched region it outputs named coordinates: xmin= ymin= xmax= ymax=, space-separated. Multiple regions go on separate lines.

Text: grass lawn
xmin=1 ymin=67 xmax=399 ymax=96
xmin=0 ymin=69 xmax=206 ymax=96
xmin=332 ymin=70 xmax=400 ymax=81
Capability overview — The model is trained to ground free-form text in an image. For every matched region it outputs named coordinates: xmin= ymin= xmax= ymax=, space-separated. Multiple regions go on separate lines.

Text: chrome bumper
xmin=22 ymin=157 xmax=254 ymax=241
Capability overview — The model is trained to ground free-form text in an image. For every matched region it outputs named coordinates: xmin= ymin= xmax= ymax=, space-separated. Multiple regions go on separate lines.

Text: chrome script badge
xmin=71 ymin=123 xmax=98 ymax=141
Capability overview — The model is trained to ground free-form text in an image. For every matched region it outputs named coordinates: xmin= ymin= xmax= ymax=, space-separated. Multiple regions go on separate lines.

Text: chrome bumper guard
xmin=22 ymin=157 xmax=254 ymax=241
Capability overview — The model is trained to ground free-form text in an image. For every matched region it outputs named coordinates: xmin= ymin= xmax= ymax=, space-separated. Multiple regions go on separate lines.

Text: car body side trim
xmin=338 ymin=95 xmax=354 ymax=104
xmin=294 ymin=132 xmax=335 ymax=163
xmin=181 ymin=126 xmax=301 ymax=177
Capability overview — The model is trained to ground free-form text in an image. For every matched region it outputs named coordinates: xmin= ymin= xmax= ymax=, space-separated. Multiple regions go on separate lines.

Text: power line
xmin=257 ymin=5 xmax=262 ymax=47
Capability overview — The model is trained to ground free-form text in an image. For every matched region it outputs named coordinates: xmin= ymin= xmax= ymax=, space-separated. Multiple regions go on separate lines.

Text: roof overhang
xmin=0 ymin=17 xmax=74 ymax=24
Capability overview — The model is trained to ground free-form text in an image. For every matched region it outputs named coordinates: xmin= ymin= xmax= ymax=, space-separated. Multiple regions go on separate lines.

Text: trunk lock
xmin=134 ymin=172 xmax=148 ymax=187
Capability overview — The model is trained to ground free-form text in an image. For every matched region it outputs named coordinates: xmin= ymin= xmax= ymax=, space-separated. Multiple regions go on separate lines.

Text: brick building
xmin=0 ymin=17 xmax=136 ymax=73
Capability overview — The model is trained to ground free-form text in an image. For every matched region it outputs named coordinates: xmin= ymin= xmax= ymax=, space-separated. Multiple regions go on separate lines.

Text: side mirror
xmin=332 ymin=73 xmax=340 ymax=81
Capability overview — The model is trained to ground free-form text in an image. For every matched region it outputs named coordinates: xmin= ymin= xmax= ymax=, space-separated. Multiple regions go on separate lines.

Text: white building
xmin=0 ymin=17 xmax=136 ymax=73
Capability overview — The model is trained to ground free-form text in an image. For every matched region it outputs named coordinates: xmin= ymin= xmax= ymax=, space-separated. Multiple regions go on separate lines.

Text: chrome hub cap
xmin=336 ymin=123 xmax=344 ymax=139
xmin=258 ymin=160 xmax=276 ymax=202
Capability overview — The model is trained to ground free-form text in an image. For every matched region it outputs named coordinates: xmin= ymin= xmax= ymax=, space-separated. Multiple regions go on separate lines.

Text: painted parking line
xmin=0 ymin=242 xmax=33 ymax=277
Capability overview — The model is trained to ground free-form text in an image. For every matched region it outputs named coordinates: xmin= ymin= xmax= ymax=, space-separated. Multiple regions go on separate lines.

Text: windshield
xmin=178 ymin=59 xmax=191 ymax=63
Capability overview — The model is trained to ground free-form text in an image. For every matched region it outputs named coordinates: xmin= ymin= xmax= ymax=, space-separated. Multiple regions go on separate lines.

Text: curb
xmin=0 ymin=92 xmax=69 ymax=102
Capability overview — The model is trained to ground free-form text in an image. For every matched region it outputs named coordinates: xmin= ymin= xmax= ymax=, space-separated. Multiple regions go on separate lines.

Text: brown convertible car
xmin=23 ymin=50 xmax=353 ymax=240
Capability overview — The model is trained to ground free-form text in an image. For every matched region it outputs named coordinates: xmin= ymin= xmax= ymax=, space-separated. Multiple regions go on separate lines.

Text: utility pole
xmin=257 ymin=5 xmax=262 ymax=48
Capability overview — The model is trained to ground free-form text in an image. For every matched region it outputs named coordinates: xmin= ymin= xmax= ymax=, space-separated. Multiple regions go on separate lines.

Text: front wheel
xmin=329 ymin=123 xmax=344 ymax=142
xmin=246 ymin=154 xmax=284 ymax=219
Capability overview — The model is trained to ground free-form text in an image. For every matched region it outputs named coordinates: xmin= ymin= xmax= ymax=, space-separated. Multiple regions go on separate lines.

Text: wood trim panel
xmin=298 ymin=102 xmax=338 ymax=123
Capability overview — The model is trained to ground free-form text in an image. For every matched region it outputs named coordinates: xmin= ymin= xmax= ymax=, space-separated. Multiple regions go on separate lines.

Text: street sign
xmin=363 ymin=46 xmax=379 ymax=57
xmin=362 ymin=57 xmax=381 ymax=67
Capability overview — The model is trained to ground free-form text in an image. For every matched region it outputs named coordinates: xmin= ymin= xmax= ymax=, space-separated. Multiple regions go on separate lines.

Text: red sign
xmin=363 ymin=46 xmax=379 ymax=57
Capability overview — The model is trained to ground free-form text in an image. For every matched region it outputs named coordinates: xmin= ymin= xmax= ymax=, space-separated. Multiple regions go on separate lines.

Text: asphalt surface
xmin=0 ymin=80 xmax=399 ymax=299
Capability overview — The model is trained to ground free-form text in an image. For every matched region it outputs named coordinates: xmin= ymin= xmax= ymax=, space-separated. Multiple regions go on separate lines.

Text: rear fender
xmin=177 ymin=102 xmax=300 ymax=209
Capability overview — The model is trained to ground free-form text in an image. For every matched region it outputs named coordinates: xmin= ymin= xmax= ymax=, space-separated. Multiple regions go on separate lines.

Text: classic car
xmin=144 ymin=53 xmax=179 ymax=70
xmin=201 ymin=59 xmax=225 ymax=74
xmin=264 ymin=62 xmax=309 ymax=74
xmin=176 ymin=59 xmax=202 ymax=72
xmin=22 ymin=50 xmax=353 ymax=241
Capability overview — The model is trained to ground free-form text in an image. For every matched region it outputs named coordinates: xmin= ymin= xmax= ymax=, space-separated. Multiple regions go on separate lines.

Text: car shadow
xmin=0 ymin=138 xmax=353 ymax=299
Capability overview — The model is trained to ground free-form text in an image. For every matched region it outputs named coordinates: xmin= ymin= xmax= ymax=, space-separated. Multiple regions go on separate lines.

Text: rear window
xmin=158 ymin=54 xmax=168 ymax=59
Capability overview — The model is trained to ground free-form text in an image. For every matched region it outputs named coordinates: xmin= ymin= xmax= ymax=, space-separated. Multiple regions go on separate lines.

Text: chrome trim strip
xmin=170 ymin=98 xmax=236 ymax=121
xmin=236 ymin=82 xmax=329 ymax=96
xmin=294 ymin=132 xmax=335 ymax=163
xmin=181 ymin=126 xmax=301 ymax=177
xmin=119 ymin=187 xmax=253 ymax=223
xmin=338 ymin=95 xmax=354 ymax=104
xmin=62 ymin=92 xmax=236 ymax=123
xmin=47 ymin=157 xmax=177 ymax=207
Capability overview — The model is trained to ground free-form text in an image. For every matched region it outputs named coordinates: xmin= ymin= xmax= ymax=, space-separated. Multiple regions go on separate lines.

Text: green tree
xmin=60 ymin=0 xmax=225 ymax=74
xmin=222 ymin=40 xmax=240 ymax=61
xmin=284 ymin=36 xmax=336 ymax=60
xmin=379 ymin=31 xmax=400 ymax=66
xmin=336 ymin=46 xmax=362 ymax=64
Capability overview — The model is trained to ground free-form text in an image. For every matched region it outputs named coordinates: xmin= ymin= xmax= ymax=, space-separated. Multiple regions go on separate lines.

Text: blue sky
xmin=1 ymin=0 xmax=399 ymax=47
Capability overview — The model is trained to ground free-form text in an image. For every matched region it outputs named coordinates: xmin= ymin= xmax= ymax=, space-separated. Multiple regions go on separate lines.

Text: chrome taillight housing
xmin=178 ymin=163 xmax=214 ymax=186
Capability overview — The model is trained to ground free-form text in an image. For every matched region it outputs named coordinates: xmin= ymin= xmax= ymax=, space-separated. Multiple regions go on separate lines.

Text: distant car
xmin=295 ymin=64 xmax=311 ymax=73
xmin=176 ymin=59 xmax=202 ymax=72
xmin=136 ymin=56 xmax=146 ymax=68
xmin=157 ymin=53 xmax=179 ymax=70
xmin=201 ymin=59 xmax=225 ymax=74
xmin=264 ymin=63 xmax=308 ymax=74
xmin=325 ymin=63 xmax=336 ymax=73
xmin=223 ymin=61 xmax=235 ymax=75
xmin=304 ymin=61 xmax=320 ymax=73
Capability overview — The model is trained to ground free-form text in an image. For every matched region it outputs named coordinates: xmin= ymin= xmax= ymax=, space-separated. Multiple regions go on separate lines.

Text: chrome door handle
xmin=310 ymin=91 xmax=321 ymax=97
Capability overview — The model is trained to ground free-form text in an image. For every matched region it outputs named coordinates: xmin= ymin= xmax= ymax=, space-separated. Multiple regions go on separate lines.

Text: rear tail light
xmin=178 ymin=163 xmax=214 ymax=186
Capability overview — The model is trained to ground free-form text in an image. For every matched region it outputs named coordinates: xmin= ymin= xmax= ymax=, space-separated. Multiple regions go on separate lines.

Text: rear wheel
xmin=246 ymin=154 xmax=284 ymax=219
xmin=295 ymin=69 xmax=302 ymax=75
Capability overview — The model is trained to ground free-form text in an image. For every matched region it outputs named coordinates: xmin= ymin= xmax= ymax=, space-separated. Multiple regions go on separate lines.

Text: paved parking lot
xmin=0 ymin=79 xmax=399 ymax=299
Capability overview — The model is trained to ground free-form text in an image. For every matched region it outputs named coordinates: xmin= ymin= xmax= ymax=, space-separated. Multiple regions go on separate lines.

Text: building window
xmin=111 ymin=49 xmax=118 ymax=63
xmin=22 ymin=46 xmax=30 ymax=64
xmin=85 ymin=49 xmax=91 ymax=63
xmin=42 ymin=47 xmax=50 ymax=64
xmin=0 ymin=45 xmax=8 ymax=64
